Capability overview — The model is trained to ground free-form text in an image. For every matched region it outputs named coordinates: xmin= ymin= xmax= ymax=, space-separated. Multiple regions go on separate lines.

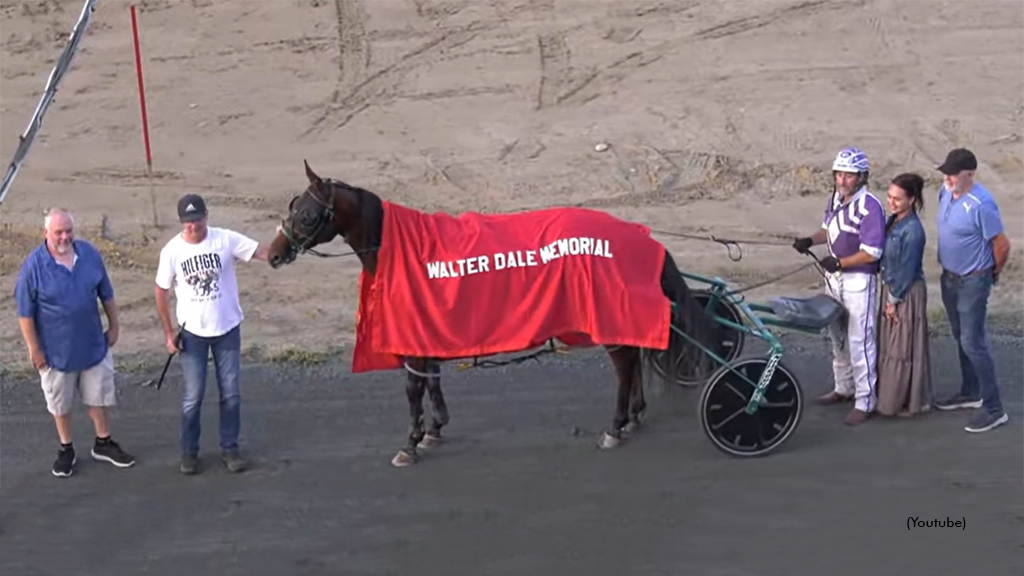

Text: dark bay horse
xmin=267 ymin=161 xmax=721 ymax=467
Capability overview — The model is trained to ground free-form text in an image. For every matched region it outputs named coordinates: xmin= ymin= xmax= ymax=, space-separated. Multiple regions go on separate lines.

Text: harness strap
xmin=403 ymin=359 xmax=440 ymax=379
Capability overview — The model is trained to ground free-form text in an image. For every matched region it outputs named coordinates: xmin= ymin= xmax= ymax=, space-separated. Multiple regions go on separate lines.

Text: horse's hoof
xmin=417 ymin=433 xmax=442 ymax=449
xmin=391 ymin=449 xmax=417 ymax=467
xmin=623 ymin=419 xmax=643 ymax=433
xmin=597 ymin=431 xmax=622 ymax=450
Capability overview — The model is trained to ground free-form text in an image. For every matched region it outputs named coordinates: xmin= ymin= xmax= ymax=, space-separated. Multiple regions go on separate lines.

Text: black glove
xmin=819 ymin=256 xmax=841 ymax=273
xmin=792 ymin=237 xmax=813 ymax=254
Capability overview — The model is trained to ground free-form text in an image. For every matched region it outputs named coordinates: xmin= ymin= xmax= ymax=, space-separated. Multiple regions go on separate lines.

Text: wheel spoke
xmin=722 ymin=381 xmax=748 ymax=401
xmin=759 ymin=400 xmax=795 ymax=409
xmin=710 ymin=405 xmax=746 ymax=430
xmin=752 ymin=412 xmax=765 ymax=450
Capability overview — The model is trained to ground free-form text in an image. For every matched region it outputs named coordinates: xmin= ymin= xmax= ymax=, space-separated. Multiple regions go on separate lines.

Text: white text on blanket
xmin=426 ymin=237 xmax=613 ymax=279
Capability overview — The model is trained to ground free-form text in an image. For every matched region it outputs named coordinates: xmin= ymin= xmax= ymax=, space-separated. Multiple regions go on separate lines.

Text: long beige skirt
xmin=876 ymin=279 xmax=933 ymax=417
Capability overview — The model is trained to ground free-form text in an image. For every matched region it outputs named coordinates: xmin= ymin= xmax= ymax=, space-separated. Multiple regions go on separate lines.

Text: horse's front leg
xmin=599 ymin=346 xmax=636 ymax=449
xmin=420 ymin=360 xmax=449 ymax=449
xmin=393 ymin=358 xmax=427 ymax=467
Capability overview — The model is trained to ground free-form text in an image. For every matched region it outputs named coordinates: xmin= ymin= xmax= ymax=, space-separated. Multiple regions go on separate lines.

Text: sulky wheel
xmin=648 ymin=290 xmax=745 ymax=388
xmin=699 ymin=357 xmax=802 ymax=457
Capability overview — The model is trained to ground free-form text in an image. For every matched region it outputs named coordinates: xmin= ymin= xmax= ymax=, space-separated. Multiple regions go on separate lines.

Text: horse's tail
xmin=655 ymin=248 xmax=721 ymax=380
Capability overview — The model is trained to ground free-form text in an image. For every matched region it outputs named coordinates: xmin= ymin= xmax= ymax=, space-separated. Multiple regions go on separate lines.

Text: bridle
xmin=278 ymin=179 xmax=379 ymax=259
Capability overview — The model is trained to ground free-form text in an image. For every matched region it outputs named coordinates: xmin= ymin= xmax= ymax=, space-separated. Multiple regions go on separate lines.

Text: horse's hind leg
xmin=393 ymin=358 xmax=428 ymax=467
xmin=421 ymin=361 xmax=448 ymax=449
xmin=625 ymin=358 xmax=646 ymax=432
xmin=599 ymin=346 xmax=639 ymax=449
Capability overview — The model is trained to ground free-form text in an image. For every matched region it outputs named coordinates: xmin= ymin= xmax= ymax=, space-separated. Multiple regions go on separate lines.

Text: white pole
xmin=0 ymin=0 xmax=99 ymax=208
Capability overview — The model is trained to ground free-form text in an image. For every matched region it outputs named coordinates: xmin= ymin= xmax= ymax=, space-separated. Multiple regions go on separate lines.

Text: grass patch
xmin=263 ymin=346 xmax=346 ymax=365
xmin=0 ymin=364 xmax=38 ymax=382
xmin=117 ymin=358 xmax=162 ymax=375
xmin=240 ymin=342 xmax=348 ymax=366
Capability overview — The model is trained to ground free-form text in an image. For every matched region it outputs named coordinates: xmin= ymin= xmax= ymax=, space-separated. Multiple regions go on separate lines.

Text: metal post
xmin=0 ymin=0 xmax=99 ymax=209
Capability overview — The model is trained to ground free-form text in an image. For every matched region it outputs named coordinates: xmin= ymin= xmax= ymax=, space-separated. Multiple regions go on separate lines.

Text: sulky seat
xmin=768 ymin=294 xmax=846 ymax=330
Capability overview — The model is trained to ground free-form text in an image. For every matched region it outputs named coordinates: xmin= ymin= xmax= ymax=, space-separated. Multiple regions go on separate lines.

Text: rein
xmin=293 ymin=242 xmax=379 ymax=259
xmin=648 ymin=228 xmax=793 ymax=262
xmin=648 ymin=227 xmax=829 ymax=295
xmin=724 ymin=252 xmax=825 ymax=296
xmin=279 ymin=194 xmax=822 ymax=294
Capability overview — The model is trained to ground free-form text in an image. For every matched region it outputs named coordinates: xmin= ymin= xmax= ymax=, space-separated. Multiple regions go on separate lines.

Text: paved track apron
xmin=2 ymin=332 xmax=1021 ymax=575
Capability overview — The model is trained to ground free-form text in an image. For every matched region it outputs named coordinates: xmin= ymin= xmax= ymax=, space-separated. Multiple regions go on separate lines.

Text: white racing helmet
xmin=832 ymin=147 xmax=870 ymax=173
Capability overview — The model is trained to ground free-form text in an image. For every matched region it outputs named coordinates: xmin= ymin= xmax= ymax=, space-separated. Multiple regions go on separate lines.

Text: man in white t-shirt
xmin=154 ymin=193 xmax=269 ymax=475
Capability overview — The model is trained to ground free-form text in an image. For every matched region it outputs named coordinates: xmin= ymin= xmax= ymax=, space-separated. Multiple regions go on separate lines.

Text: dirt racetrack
xmin=1 ymin=0 xmax=1022 ymax=374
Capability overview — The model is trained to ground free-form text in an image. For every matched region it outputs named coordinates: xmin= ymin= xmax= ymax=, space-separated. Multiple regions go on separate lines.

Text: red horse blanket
xmin=351 ymin=201 xmax=672 ymax=372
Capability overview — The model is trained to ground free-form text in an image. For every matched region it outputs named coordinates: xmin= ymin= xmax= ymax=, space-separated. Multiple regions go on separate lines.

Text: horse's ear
xmin=304 ymin=160 xmax=322 ymax=187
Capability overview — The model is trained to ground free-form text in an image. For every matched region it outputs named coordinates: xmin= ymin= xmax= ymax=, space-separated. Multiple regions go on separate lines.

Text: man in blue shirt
xmin=931 ymin=149 xmax=1012 ymax=433
xmin=15 ymin=208 xmax=136 ymax=477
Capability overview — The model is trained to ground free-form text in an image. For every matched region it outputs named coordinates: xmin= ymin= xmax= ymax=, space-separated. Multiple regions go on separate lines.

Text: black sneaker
xmin=53 ymin=446 xmax=76 ymax=478
xmin=964 ymin=411 xmax=1009 ymax=433
xmin=180 ymin=453 xmax=199 ymax=475
xmin=934 ymin=394 xmax=983 ymax=411
xmin=91 ymin=438 xmax=136 ymax=468
xmin=221 ymin=450 xmax=248 ymax=473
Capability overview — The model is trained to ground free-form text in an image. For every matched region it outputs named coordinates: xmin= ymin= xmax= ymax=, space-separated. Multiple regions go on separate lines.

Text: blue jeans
xmin=178 ymin=324 xmax=242 ymax=455
xmin=940 ymin=269 xmax=1003 ymax=415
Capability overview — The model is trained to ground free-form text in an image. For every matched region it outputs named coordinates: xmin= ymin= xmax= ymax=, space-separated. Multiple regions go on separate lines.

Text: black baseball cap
xmin=178 ymin=194 xmax=207 ymax=222
xmin=937 ymin=148 xmax=977 ymax=175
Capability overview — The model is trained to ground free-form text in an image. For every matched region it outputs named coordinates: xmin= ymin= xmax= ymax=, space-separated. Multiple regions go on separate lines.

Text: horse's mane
xmin=326 ymin=178 xmax=384 ymax=251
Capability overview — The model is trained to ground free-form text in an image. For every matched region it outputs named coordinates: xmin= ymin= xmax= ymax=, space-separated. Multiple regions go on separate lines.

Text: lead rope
xmin=307 ymin=245 xmax=379 ymax=258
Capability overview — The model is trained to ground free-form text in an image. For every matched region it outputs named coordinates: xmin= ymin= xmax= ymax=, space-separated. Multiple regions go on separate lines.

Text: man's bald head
xmin=43 ymin=208 xmax=75 ymax=255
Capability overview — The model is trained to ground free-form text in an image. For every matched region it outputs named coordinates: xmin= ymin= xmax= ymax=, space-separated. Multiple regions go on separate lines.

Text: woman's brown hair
xmin=891 ymin=172 xmax=924 ymax=212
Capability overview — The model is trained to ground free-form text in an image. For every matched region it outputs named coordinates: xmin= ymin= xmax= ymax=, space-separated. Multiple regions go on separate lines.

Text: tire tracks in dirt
xmin=563 ymin=0 xmax=855 ymax=109
xmin=303 ymin=0 xmax=485 ymax=137
xmin=336 ymin=0 xmax=370 ymax=88
xmin=693 ymin=0 xmax=846 ymax=41
xmin=44 ymin=168 xmax=188 ymax=188
xmin=578 ymin=147 xmax=830 ymax=208
xmin=302 ymin=0 xmax=370 ymax=135
xmin=536 ymin=31 xmax=571 ymax=109
xmin=410 ymin=0 xmax=469 ymax=20
xmin=533 ymin=1 xmax=714 ymax=110
xmin=536 ymin=33 xmax=667 ymax=110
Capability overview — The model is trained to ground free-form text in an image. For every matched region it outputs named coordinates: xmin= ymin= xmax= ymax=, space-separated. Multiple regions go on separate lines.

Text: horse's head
xmin=268 ymin=160 xmax=357 ymax=269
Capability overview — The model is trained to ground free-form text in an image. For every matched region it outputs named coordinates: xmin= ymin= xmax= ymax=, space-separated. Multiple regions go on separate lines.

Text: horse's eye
xmin=298 ymin=209 xmax=317 ymax=226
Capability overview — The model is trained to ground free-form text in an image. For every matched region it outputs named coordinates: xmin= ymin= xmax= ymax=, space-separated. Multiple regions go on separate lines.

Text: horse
xmin=267 ymin=161 xmax=722 ymax=467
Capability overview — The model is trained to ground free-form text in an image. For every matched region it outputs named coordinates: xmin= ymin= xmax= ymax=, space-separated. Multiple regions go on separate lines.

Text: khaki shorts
xmin=39 ymin=349 xmax=116 ymax=416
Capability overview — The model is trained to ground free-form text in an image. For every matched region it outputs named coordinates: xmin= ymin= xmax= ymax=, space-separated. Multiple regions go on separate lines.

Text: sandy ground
xmin=1 ymin=332 xmax=1022 ymax=575
xmin=1 ymin=0 xmax=1023 ymax=374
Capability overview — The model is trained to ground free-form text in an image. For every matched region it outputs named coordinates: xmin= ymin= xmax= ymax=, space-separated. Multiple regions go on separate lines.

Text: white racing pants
xmin=824 ymin=271 xmax=879 ymax=412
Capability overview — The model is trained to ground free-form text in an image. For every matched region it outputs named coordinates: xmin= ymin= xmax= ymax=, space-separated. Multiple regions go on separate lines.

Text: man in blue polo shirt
xmin=931 ymin=148 xmax=1012 ymax=433
xmin=15 ymin=208 xmax=135 ymax=477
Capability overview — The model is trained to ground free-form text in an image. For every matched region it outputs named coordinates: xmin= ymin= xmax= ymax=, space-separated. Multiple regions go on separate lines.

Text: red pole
xmin=130 ymin=4 xmax=152 ymax=172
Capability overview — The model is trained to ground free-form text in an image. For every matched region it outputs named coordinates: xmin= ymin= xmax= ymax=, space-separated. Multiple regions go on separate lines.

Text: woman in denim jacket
xmin=877 ymin=173 xmax=933 ymax=417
